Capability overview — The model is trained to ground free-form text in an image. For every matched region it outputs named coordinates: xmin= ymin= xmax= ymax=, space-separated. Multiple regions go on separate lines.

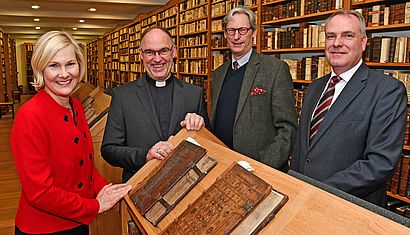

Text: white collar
xmin=232 ymin=49 xmax=253 ymax=69
xmin=331 ymin=59 xmax=363 ymax=83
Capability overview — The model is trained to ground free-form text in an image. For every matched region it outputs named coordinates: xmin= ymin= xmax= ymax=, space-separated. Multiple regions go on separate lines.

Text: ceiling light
xmin=79 ymin=19 xmax=85 ymax=23
xmin=88 ymin=8 xmax=96 ymax=12
xmin=73 ymin=28 xmax=78 ymax=30
xmin=31 ymin=5 xmax=40 ymax=9
xmin=33 ymin=18 xmax=40 ymax=22
xmin=35 ymin=27 xmax=41 ymax=30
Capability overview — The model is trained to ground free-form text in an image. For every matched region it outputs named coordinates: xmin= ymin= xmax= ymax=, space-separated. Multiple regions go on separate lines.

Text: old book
xmin=130 ymin=140 xmax=217 ymax=226
xmin=398 ymin=154 xmax=410 ymax=196
xmin=390 ymin=156 xmax=403 ymax=194
xmin=162 ymin=163 xmax=287 ymax=235
xmin=230 ymin=189 xmax=288 ymax=235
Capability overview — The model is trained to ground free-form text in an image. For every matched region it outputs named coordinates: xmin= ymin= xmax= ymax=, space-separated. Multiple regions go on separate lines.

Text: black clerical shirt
xmin=146 ymin=75 xmax=174 ymax=139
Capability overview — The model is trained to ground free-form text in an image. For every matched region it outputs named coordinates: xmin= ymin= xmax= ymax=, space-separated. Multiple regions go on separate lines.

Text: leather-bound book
xmin=130 ymin=140 xmax=217 ymax=225
xmin=162 ymin=163 xmax=288 ymax=235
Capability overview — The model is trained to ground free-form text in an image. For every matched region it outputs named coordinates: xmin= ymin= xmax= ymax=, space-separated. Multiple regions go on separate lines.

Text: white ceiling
xmin=0 ymin=0 xmax=167 ymax=42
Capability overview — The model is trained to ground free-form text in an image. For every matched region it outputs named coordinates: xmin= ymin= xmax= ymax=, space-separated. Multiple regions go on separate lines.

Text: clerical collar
xmin=146 ymin=74 xmax=174 ymax=88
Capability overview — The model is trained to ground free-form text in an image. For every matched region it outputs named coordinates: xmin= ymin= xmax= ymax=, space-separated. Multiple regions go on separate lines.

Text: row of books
xmin=211 ymin=35 xmax=228 ymax=48
xmin=356 ymin=2 xmax=410 ymax=27
xmin=364 ymin=36 xmax=410 ymax=63
xmin=212 ymin=51 xmax=230 ymax=70
xmin=179 ymin=5 xmax=207 ymax=24
xmin=263 ymin=23 xmax=325 ymax=50
xmin=180 ymin=47 xmax=208 ymax=58
xmin=261 ymin=0 xmax=343 ymax=22
xmin=389 ymin=154 xmax=410 ymax=199
xmin=180 ymin=34 xmax=207 ymax=47
xmin=211 ymin=1 xmax=234 ymax=17
xmin=179 ymin=59 xmax=208 ymax=74
xmin=293 ymin=88 xmax=307 ymax=121
xmin=181 ymin=75 xmax=208 ymax=102
xmin=387 ymin=70 xmax=410 ymax=99
xmin=179 ymin=19 xmax=207 ymax=35
xmin=283 ymin=56 xmax=332 ymax=81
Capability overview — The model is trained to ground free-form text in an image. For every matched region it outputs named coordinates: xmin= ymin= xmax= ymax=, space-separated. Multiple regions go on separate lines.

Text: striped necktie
xmin=310 ymin=76 xmax=341 ymax=143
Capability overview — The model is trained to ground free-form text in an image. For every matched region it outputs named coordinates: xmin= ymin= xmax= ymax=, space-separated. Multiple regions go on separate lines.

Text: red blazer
xmin=11 ymin=90 xmax=108 ymax=234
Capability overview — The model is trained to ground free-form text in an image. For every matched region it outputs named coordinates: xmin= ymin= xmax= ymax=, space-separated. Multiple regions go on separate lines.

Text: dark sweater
xmin=214 ymin=63 xmax=247 ymax=148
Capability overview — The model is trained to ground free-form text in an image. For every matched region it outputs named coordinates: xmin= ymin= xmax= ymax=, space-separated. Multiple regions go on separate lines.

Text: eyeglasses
xmin=141 ymin=46 xmax=173 ymax=57
xmin=225 ymin=27 xmax=252 ymax=36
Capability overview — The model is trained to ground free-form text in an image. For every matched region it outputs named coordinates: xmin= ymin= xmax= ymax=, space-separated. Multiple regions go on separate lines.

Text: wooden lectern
xmin=124 ymin=128 xmax=409 ymax=234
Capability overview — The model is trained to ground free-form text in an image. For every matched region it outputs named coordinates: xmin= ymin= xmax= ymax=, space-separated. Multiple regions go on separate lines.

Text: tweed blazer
xmin=211 ymin=50 xmax=297 ymax=171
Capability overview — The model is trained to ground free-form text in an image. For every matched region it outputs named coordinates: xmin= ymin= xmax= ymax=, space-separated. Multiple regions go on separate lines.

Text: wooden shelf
xmin=180 ymin=57 xmax=208 ymax=60
xmin=365 ymin=62 xmax=410 ymax=68
xmin=179 ymin=2 xmax=208 ymax=14
xmin=179 ymin=16 xmax=208 ymax=25
xmin=212 ymin=46 xmax=229 ymax=50
xmin=262 ymin=0 xmax=287 ymax=7
xmin=367 ymin=23 xmax=410 ymax=33
xmin=293 ymin=79 xmax=312 ymax=84
xmin=179 ymin=30 xmax=208 ymax=37
xmin=352 ymin=0 xmax=385 ymax=7
xmin=180 ymin=44 xmax=207 ymax=48
xmin=262 ymin=10 xmax=337 ymax=26
xmin=387 ymin=191 xmax=410 ymax=204
xmin=261 ymin=47 xmax=325 ymax=53
xmin=180 ymin=72 xmax=208 ymax=76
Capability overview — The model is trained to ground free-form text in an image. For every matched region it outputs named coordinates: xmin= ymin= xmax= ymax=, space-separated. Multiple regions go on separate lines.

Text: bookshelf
xmin=0 ymin=28 xmax=5 ymax=103
xmin=24 ymin=43 xmax=35 ymax=94
xmin=86 ymin=39 xmax=104 ymax=88
xmin=128 ymin=21 xmax=142 ymax=82
xmin=8 ymin=37 xmax=18 ymax=96
xmin=0 ymin=29 xmax=17 ymax=103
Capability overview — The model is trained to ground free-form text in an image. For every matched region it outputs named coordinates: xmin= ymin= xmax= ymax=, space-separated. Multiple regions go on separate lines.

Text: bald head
xmin=140 ymin=26 xmax=174 ymax=48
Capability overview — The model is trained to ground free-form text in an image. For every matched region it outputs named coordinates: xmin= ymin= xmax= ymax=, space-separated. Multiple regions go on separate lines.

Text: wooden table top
xmin=124 ymin=128 xmax=410 ymax=234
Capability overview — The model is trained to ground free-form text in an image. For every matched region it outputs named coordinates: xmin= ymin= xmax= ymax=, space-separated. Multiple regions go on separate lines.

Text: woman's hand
xmin=97 ymin=183 xmax=132 ymax=214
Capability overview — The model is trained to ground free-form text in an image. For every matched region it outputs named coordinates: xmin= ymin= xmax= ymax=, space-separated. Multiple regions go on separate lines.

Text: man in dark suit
xmin=291 ymin=10 xmax=408 ymax=207
xmin=101 ymin=27 xmax=210 ymax=182
xmin=211 ymin=7 xmax=297 ymax=171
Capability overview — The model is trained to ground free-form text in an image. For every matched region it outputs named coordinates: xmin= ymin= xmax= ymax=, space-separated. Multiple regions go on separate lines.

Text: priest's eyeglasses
xmin=225 ymin=27 xmax=252 ymax=36
xmin=141 ymin=46 xmax=173 ymax=58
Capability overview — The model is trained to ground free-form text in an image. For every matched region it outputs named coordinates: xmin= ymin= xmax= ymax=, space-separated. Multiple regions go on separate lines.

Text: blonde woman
xmin=11 ymin=31 xmax=131 ymax=235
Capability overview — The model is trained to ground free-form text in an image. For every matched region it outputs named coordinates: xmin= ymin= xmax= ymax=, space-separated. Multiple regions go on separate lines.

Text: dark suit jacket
xmin=211 ymin=50 xmax=298 ymax=171
xmin=101 ymin=75 xmax=210 ymax=182
xmin=291 ymin=63 xmax=408 ymax=207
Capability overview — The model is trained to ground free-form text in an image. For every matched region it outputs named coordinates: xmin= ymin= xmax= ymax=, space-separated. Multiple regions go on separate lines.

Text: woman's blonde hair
xmin=31 ymin=31 xmax=85 ymax=91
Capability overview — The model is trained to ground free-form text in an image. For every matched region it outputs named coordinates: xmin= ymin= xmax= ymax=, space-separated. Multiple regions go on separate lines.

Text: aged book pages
xmin=130 ymin=140 xmax=217 ymax=225
xmin=162 ymin=163 xmax=283 ymax=235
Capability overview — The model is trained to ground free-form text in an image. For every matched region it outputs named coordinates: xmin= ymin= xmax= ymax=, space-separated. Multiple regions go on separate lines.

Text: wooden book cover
xmin=162 ymin=163 xmax=287 ymax=235
xmin=130 ymin=140 xmax=217 ymax=225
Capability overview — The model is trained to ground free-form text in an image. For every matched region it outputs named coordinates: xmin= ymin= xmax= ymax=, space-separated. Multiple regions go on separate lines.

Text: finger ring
xmin=157 ymin=148 xmax=162 ymax=154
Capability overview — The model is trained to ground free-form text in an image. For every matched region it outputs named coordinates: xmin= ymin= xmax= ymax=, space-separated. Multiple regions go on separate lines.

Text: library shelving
xmin=0 ymin=28 xmax=5 ymax=102
xmin=0 ymin=27 xmax=17 ymax=118
xmin=0 ymin=29 xmax=17 ymax=102
xmin=23 ymin=43 xmax=35 ymax=95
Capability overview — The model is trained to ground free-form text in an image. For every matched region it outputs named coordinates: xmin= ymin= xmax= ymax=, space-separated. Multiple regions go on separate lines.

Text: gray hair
xmin=325 ymin=10 xmax=367 ymax=38
xmin=223 ymin=7 xmax=256 ymax=30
